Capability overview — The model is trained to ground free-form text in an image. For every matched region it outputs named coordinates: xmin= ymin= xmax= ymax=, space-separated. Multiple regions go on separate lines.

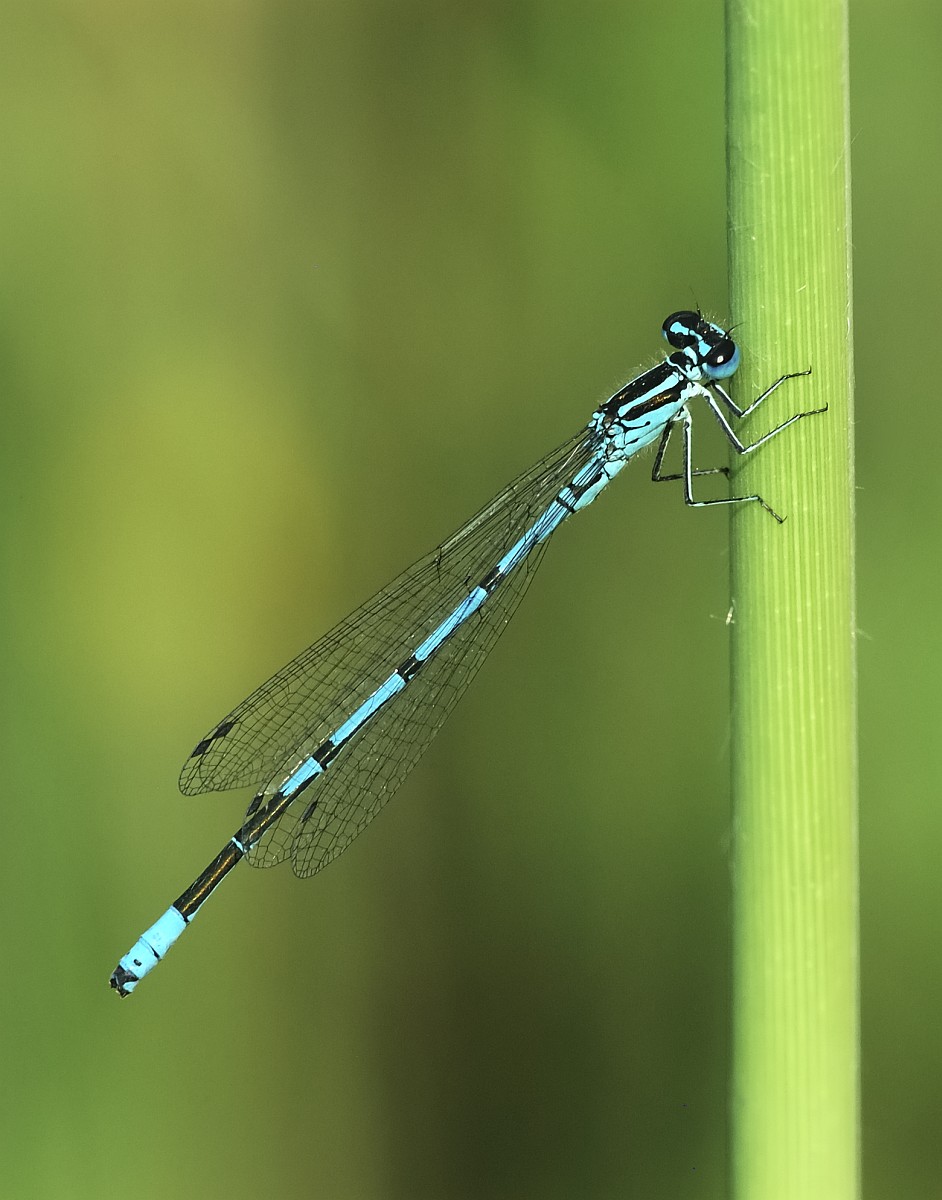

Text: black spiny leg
xmin=651 ymin=419 xmax=730 ymax=487
xmin=655 ymin=409 xmax=786 ymax=523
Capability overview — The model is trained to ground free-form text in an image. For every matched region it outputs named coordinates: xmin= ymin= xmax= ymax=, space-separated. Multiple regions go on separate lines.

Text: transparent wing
xmin=256 ymin=531 xmax=552 ymax=876
xmin=179 ymin=424 xmax=601 ymax=875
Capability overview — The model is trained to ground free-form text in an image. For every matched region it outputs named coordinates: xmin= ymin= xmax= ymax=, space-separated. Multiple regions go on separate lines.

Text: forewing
xmin=253 ymin=534 xmax=550 ymax=875
xmin=179 ymin=426 xmax=598 ymax=812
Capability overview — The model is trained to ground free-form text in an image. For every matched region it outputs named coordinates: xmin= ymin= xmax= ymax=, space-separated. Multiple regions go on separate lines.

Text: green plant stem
xmin=725 ymin=1 xmax=858 ymax=1197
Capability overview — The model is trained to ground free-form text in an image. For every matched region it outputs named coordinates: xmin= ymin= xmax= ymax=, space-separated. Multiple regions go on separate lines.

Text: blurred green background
xmin=1 ymin=2 xmax=938 ymax=1197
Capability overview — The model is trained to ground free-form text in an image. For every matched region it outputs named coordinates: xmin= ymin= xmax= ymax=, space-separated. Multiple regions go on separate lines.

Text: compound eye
xmin=662 ymin=311 xmax=700 ymax=349
xmin=704 ymin=338 xmax=740 ymax=379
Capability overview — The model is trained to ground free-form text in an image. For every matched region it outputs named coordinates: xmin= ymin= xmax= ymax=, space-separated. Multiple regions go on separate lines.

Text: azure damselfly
xmin=110 ymin=311 xmax=823 ymax=996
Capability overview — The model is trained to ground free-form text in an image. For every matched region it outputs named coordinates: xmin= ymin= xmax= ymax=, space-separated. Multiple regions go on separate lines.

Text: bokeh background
xmin=1 ymin=3 xmax=938 ymax=1197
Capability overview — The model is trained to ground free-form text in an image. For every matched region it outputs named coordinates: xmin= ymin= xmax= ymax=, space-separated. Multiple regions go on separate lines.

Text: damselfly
xmin=111 ymin=311 xmax=823 ymax=996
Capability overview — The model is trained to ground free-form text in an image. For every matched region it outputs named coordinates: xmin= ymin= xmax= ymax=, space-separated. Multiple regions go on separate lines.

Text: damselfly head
xmin=662 ymin=311 xmax=740 ymax=381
